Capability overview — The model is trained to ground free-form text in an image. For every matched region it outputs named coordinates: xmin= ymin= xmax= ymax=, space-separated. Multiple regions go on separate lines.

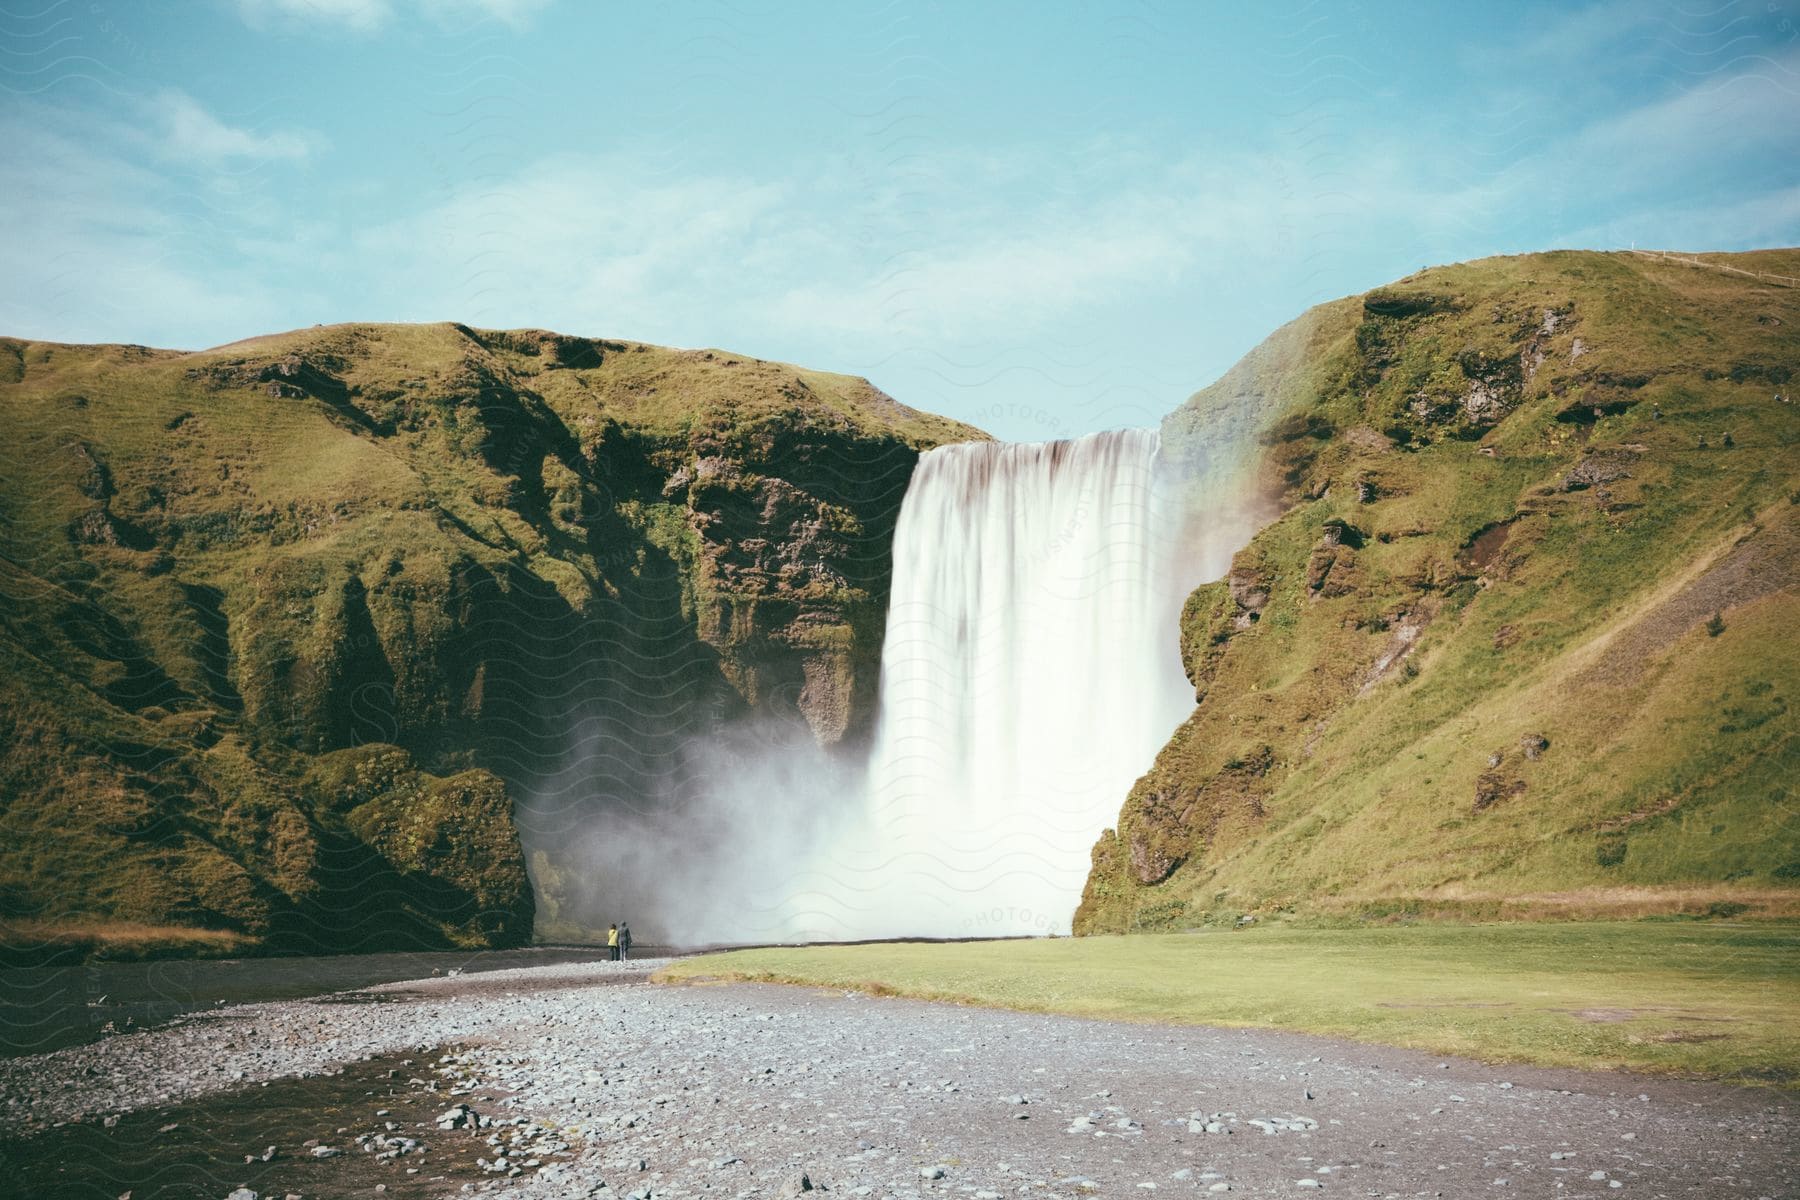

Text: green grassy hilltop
xmin=1080 ymin=249 xmax=1800 ymax=932
xmin=0 ymin=323 xmax=981 ymax=958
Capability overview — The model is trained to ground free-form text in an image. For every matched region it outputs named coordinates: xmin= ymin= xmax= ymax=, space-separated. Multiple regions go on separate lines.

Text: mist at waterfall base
xmin=534 ymin=429 xmax=1254 ymax=944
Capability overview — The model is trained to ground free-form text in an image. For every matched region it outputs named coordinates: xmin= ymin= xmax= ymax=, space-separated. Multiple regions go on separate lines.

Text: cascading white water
xmin=769 ymin=428 xmax=1196 ymax=938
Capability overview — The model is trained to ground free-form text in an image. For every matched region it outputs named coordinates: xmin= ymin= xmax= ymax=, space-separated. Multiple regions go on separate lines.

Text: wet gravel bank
xmin=0 ymin=944 xmax=644 ymax=1058
xmin=1 ymin=960 xmax=1793 ymax=1199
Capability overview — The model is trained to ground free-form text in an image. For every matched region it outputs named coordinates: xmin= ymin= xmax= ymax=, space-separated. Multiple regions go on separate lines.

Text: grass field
xmin=0 ymin=919 xmax=255 ymax=967
xmin=657 ymin=922 xmax=1800 ymax=1085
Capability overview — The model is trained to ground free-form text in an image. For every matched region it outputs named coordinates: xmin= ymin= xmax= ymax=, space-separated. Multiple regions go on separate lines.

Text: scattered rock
xmin=436 ymin=1103 xmax=475 ymax=1130
xmin=1561 ymin=451 xmax=1636 ymax=492
xmin=1474 ymin=770 xmax=1526 ymax=812
xmin=1306 ymin=543 xmax=1357 ymax=597
xmin=1462 ymin=378 xmax=1511 ymax=424
xmin=1228 ymin=564 xmax=1271 ymax=614
xmin=1318 ymin=518 xmax=1365 ymax=549
xmin=1343 ymin=425 xmax=1394 ymax=453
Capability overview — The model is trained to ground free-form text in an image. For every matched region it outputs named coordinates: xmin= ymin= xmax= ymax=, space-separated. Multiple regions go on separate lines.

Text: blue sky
xmin=3 ymin=1 xmax=1797 ymax=439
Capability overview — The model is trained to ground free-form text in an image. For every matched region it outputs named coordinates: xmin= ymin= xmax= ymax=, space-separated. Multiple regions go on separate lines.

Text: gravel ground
xmin=1 ymin=960 xmax=1793 ymax=1199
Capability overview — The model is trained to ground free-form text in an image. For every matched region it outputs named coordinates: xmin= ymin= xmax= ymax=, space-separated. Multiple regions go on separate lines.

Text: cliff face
xmin=1078 ymin=249 xmax=1800 ymax=932
xmin=0 ymin=323 xmax=982 ymax=956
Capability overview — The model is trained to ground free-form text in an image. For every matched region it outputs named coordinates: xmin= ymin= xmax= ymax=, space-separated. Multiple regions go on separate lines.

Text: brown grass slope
xmin=1078 ymin=249 xmax=1800 ymax=932
xmin=0 ymin=323 xmax=982 ymax=958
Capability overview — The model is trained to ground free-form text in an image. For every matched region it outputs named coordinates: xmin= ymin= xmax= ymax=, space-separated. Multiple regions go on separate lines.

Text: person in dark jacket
xmin=619 ymin=922 xmax=633 ymax=961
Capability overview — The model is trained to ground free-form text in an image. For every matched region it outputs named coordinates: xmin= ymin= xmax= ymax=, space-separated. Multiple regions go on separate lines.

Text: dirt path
xmin=1 ymin=960 xmax=1792 ymax=1199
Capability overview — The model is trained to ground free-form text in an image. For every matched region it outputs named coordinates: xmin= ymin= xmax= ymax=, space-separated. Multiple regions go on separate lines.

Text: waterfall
xmin=775 ymin=428 xmax=1195 ymax=938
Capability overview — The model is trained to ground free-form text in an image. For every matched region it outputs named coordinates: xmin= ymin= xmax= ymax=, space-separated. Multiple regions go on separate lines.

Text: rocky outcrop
xmin=1305 ymin=519 xmax=1365 ymax=599
xmin=1560 ymin=450 xmax=1637 ymax=492
xmin=1116 ymin=745 xmax=1275 ymax=887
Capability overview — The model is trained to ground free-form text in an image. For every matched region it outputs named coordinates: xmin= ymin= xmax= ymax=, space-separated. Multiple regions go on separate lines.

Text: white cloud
xmin=1563 ymin=183 xmax=1800 ymax=253
xmin=0 ymin=117 xmax=308 ymax=346
xmin=1516 ymin=0 xmax=1678 ymax=63
xmin=452 ymin=0 xmax=552 ymax=23
xmin=0 ymin=95 xmax=327 ymax=347
xmin=335 ymin=148 xmax=1235 ymax=349
xmin=1572 ymin=48 xmax=1800 ymax=167
xmin=323 ymin=51 xmax=1800 ymax=358
xmin=236 ymin=0 xmax=389 ymax=33
xmin=149 ymin=90 xmax=320 ymax=164
xmin=234 ymin=0 xmax=551 ymax=33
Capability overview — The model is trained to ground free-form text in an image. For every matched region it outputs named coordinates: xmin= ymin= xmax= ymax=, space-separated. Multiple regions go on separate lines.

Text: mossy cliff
xmin=0 ymin=323 xmax=981 ymax=956
xmin=1078 ymin=249 xmax=1800 ymax=932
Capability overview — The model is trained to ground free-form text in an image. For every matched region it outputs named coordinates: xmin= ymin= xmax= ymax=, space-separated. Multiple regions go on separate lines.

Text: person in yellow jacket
xmin=607 ymin=923 xmax=620 ymax=961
